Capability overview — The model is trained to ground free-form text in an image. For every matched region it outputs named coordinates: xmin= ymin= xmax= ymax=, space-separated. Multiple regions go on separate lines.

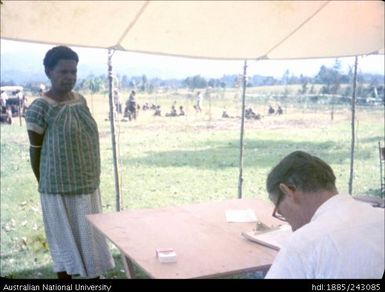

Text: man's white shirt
xmin=265 ymin=194 xmax=384 ymax=279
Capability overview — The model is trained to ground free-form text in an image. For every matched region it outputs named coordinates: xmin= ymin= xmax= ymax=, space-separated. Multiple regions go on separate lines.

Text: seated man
xmin=153 ymin=105 xmax=161 ymax=116
xmin=165 ymin=105 xmax=177 ymax=117
xmin=276 ymin=105 xmax=283 ymax=115
xmin=265 ymin=151 xmax=384 ymax=279
xmin=179 ymin=106 xmax=185 ymax=116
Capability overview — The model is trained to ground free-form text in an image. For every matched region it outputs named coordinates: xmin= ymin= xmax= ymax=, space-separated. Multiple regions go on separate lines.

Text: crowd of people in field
xmin=9 ymin=86 xmax=285 ymax=125
xmin=110 ymin=88 xmax=285 ymax=122
xmin=222 ymin=103 xmax=283 ymax=121
xmin=111 ymin=89 xmax=191 ymax=121
xmin=2 ymin=85 xmax=286 ymax=125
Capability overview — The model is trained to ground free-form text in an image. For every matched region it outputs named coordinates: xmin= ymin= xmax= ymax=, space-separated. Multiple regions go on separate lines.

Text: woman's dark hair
xmin=43 ymin=46 xmax=79 ymax=70
xmin=266 ymin=151 xmax=336 ymax=201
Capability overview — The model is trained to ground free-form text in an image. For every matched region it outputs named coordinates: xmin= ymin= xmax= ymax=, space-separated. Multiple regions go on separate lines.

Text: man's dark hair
xmin=43 ymin=46 xmax=79 ymax=70
xmin=266 ymin=151 xmax=336 ymax=201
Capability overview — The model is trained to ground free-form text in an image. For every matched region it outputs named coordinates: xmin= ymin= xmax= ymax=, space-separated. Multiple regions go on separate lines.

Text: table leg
xmin=119 ymin=249 xmax=136 ymax=278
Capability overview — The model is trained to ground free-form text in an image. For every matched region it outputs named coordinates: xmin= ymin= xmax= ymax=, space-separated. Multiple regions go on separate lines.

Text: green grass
xmin=1 ymin=90 xmax=384 ymax=278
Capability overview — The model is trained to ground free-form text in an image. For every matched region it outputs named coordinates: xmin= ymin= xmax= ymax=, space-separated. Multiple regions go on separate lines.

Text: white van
xmin=1 ymin=86 xmax=26 ymax=120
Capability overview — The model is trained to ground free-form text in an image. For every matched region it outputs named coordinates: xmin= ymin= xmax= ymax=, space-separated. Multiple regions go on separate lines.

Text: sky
xmin=1 ymin=39 xmax=384 ymax=80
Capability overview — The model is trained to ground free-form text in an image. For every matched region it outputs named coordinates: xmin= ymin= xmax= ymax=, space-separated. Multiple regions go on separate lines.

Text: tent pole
xmin=348 ymin=56 xmax=358 ymax=195
xmin=108 ymin=49 xmax=122 ymax=211
xmin=238 ymin=60 xmax=248 ymax=199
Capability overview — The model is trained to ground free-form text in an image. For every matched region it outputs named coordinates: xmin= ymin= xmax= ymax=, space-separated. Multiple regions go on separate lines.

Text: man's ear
xmin=279 ymin=183 xmax=295 ymax=199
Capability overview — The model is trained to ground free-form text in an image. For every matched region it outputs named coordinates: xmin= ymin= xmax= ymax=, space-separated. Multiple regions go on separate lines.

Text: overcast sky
xmin=1 ymin=39 xmax=384 ymax=79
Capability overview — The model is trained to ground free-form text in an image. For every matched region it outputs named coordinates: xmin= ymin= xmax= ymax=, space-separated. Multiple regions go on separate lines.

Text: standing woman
xmin=25 ymin=46 xmax=115 ymax=279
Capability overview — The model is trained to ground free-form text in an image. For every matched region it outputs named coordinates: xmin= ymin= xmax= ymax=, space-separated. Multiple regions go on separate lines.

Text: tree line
xmin=2 ymin=61 xmax=384 ymax=100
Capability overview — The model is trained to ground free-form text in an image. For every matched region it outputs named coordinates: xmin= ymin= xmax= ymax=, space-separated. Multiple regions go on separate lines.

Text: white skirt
xmin=40 ymin=189 xmax=115 ymax=278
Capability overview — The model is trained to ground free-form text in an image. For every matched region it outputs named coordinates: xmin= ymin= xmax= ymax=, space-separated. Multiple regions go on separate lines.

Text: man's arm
xmin=265 ymin=246 xmax=306 ymax=279
xmin=27 ymin=130 xmax=44 ymax=182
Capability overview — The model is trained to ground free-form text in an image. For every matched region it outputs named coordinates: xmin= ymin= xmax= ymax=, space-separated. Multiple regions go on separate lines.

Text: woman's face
xmin=47 ymin=59 xmax=77 ymax=93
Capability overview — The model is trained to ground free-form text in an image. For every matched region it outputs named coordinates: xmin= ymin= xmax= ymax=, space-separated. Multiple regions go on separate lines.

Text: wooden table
xmin=86 ymin=198 xmax=284 ymax=279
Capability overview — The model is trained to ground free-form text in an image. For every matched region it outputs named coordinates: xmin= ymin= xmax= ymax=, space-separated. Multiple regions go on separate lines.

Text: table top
xmin=87 ymin=198 xmax=285 ymax=279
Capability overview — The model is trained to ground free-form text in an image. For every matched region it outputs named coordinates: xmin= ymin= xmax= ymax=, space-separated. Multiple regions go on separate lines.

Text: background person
xmin=194 ymin=91 xmax=202 ymax=112
xmin=113 ymin=88 xmax=122 ymax=114
xmin=25 ymin=46 xmax=115 ymax=279
xmin=1 ymin=90 xmax=8 ymax=107
xmin=125 ymin=90 xmax=137 ymax=120
xmin=265 ymin=151 xmax=384 ymax=279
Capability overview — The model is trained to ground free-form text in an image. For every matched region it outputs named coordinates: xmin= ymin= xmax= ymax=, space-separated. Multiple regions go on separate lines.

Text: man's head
xmin=266 ymin=151 xmax=338 ymax=231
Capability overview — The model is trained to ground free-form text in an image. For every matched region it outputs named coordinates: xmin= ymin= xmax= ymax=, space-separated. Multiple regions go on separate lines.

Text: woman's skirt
xmin=40 ymin=189 xmax=115 ymax=277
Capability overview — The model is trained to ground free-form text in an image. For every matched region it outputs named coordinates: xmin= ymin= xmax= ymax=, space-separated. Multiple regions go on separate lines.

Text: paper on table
xmin=242 ymin=224 xmax=293 ymax=250
xmin=225 ymin=208 xmax=258 ymax=222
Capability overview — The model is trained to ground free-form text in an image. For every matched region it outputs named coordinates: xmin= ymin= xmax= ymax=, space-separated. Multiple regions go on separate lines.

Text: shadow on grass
xmin=1 ymin=263 xmax=56 ymax=279
xmin=2 ymin=251 xmax=264 ymax=279
xmin=120 ymin=138 xmax=372 ymax=169
xmin=1 ymin=253 xmax=147 ymax=279
xmin=360 ymin=136 xmax=384 ymax=144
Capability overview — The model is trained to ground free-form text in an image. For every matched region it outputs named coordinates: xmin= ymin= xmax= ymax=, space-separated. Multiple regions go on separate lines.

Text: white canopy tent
xmin=1 ymin=1 xmax=384 ymax=59
xmin=1 ymin=0 xmax=384 ymax=209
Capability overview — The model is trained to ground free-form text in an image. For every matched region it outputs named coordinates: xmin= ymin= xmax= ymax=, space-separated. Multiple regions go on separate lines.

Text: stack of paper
xmin=242 ymin=225 xmax=293 ymax=250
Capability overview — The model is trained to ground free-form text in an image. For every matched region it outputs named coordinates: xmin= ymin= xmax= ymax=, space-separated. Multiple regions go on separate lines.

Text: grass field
xmin=1 ymin=88 xmax=384 ymax=278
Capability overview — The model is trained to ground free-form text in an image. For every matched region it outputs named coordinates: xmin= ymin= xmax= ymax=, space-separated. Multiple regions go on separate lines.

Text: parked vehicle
xmin=1 ymin=85 xmax=27 ymax=114
xmin=1 ymin=86 xmax=27 ymax=124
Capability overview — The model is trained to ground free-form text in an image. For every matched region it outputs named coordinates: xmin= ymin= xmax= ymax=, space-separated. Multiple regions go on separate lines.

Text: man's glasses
xmin=272 ymin=191 xmax=287 ymax=222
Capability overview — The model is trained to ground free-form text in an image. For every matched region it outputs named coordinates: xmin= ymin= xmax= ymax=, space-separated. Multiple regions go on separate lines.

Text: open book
xmin=242 ymin=224 xmax=293 ymax=250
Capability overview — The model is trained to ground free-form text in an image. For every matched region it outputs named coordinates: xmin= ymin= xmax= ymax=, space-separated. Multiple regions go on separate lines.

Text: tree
xmin=147 ymin=83 xmax=154 ymax=94
xmin=330 ymin=59 xmax=342 ymax=120
xmin=344 ymin=86 xmax=352 ymax=97
xmin=281 ymin=70 xmax=290 ymax=99
xmin=129 ymin=78 xmax=137 ymax=90
xmin=140 ymin=75 xmax=148 ymax=92
xmin=300 ymin=74 xmax=308 ymax=94
xmin=281 ymin=69 xmax=290 ymax=86
xmin=315 ymin=61 xmax=342 ymax=95
xmin=330 ymin=59 xmax=341 ymax=94
xmin=77 ymin=75 xmax=104 ymax=113
xmin=121 ymin=75 xmax=130 ymax=90
xmin=0 ymin=80 xmax=15 ymax=86
xmin=309 ymin=84 xmax=316 ymax=94
xmin=208 ymin=78 xmax=221 ymax=88
xmin=183 ymin=75 xmax=207 ymax=90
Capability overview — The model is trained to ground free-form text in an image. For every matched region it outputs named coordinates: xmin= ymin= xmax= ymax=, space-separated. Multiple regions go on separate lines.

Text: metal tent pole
xmin=107 ymin=49 xmax=121 ymax=211
xmin=238 ymin=60 xmax=248 ymax=199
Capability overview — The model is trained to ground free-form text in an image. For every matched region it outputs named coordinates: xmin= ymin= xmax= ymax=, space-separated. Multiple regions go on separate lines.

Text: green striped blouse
xmin=25 ymin=93 xmax=100 ymax=195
